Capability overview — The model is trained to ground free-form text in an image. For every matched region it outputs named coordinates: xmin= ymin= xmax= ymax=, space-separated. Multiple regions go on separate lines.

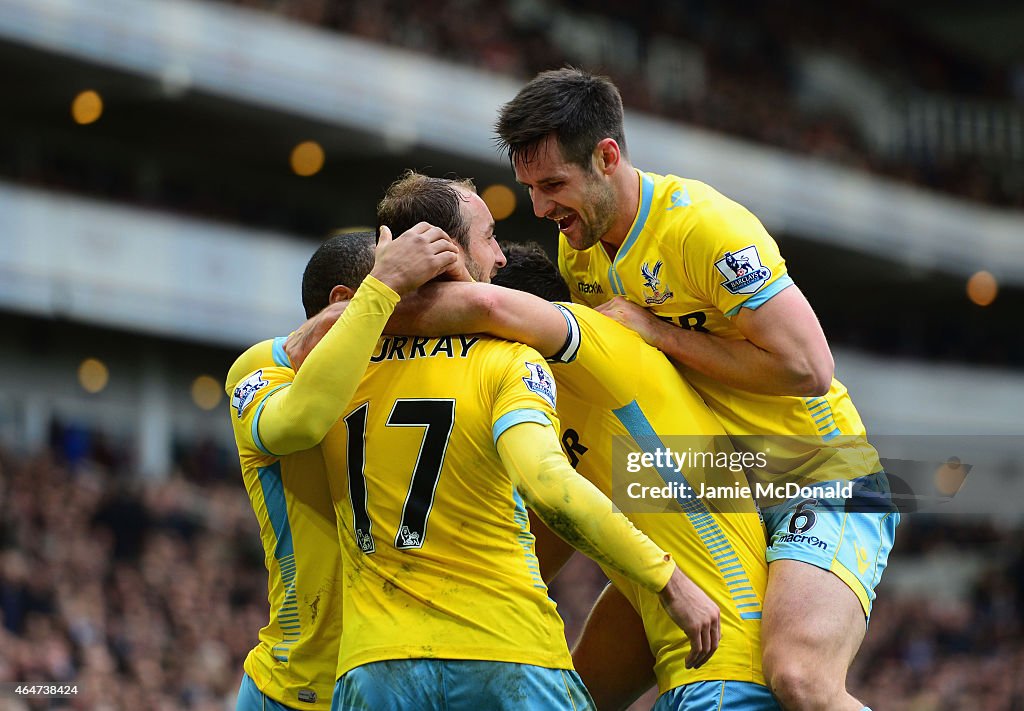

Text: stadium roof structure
xmin=1 ymin=0 xmax=1022 ymax=285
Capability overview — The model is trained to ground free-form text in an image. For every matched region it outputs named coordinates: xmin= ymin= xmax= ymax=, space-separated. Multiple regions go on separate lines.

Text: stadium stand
xmin=222 ymin=0 xmax=1024 ymax=208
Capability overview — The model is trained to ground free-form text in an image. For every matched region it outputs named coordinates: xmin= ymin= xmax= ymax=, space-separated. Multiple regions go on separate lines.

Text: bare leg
xmin=572 ymin=583 xmax=656 ymax=711
xmin=761 ymin=560 xmax=866 ymax=711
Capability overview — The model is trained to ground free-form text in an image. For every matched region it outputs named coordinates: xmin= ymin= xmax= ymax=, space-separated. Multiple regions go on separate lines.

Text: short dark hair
xmin=301 ymin=230 xmax=375 ymax=317
xmin=376 ymin=171 xmax=476 ymax=252
xmin=495 ymin=67 xmax=627 ymax=169
xmin=491 ymin=241 xmax=571 ymax=302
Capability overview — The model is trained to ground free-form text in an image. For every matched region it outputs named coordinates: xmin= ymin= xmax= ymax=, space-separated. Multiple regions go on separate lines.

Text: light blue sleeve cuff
xmin=725 ymin=274 xmax=794 ymax=317
xmin=492 ymin=408 xmax=552 ymax=445
xmin=271 ymin=337 xmax=291 ymax=367
xmin=251 ymin=383 xmax=291 ymax=456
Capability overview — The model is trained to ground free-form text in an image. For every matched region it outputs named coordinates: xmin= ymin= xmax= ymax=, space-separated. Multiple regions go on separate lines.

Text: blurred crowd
xmin=853 ymin=519 xmax=1024 ymax=710
xmin=2 ymin=430 xmax=1024 ymax=709
xmin=231 ymin=0 xmax=1024 ymax=208
xmin=0 ymin=435 xmax=262 ymax=710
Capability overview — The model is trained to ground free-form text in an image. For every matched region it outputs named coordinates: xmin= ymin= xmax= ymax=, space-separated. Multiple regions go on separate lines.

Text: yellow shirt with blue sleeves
xmin=316 ymin=332 xmax=674 ymax=680
xmin=558 ymin=170 xmax=880 ymax=483
xmin=225 ymin=275 xmax=401 ymax=710
xmin=548 ymin=302 xmax=769 ymax=694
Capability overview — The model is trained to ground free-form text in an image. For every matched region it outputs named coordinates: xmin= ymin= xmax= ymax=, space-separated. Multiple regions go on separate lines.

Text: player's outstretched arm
xmin=596 ymin=286 xmax=834 ymax=397
xmin=657 ymin=567 xmax=722 ymax=669
xmin=287 ymin=282 xmax=572 ymax=370
xmin=285 ymin=300 xmax=348 ymax=371
xmin=497 ymin=421 xmax=721 ymax=668
xmin=390 ymin=282 xmax=571 ymax=356
xmin=527 ymin=511 xmax=576 ymax=582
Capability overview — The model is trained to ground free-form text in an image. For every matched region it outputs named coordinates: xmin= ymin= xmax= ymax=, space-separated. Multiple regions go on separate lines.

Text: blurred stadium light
xmin=1 ymin=0 xmax=1023 ymax=282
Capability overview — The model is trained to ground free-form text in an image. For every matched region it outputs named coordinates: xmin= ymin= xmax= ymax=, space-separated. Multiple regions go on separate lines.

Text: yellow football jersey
xmin=226 ymin=337 xmax=340 ymax=711
xmin=316 ymin=334 xmax=576 ymax=679
xmin=558 ymin=170 xmax=880 ymax=483
xmin=548 ymin=303 xmax=768 ymax=692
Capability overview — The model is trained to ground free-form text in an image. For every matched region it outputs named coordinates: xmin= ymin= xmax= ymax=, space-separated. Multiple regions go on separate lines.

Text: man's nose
xmin=531 ymin=192 xmax=552 ymax=219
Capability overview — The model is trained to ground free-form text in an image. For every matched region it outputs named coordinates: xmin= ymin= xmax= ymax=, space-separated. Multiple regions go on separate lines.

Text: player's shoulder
xmin=642 ymin=173 xmax=710 ymax=248
xmin=469 ymin=333 xmax=547 ymax=365
xmin=225 ymin=337 xmax=291 ymax=393
xmin=649 ymin=171 xmax=730 ymax=204
xmin=554 ymin=301 xmax=603 ymax=333
xmin=459 ymin=336 xmax=553 ymax=406
xmin=649 ymin=173 xmax=731 ymax=221
xmin=646 ymin=172 xmax=767 ymax=255
xmin=554 ymin=302 xmax=649 ymax=353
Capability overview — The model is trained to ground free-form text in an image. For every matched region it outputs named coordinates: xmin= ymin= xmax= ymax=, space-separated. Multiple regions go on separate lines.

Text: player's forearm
xmin=384 ymin=282 xmax=492 ymax=336
xmin=388 ymin=283 xmax=568 ymax=357
xmin=497 ymin=422 xmax=674 ymax=593
xmin=650 ymin=319 xmax=829 ymax=396
xmin=286 ymin=302 xmax=345 ymax=370
xmin=259 ymin=276 xmax=398 ymax=454
xmin=286 ymin=282 xmax=566 ymax=369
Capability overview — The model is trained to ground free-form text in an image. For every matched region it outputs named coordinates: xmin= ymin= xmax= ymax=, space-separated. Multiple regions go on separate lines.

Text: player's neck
xmin=599 ymin=164 xmax=642 ymax=256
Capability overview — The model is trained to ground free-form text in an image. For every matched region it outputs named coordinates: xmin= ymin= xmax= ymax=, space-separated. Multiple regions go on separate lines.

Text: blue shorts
xmin=331 ymin=659 xmax=594 ymax=711
xmin=654 ymin=681 xmax=780 ymax=710
xmin=762 ymin=472 xmax=899 ymax=617
xmin=236 ymin=672 xmax=302 ymax=711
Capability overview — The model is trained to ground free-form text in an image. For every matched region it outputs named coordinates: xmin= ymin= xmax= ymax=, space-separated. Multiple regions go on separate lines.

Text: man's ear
xmin=593 ymin=138 xmax=621 ymax=175
xmin=329 ymin=285 xmax=355 ymax=303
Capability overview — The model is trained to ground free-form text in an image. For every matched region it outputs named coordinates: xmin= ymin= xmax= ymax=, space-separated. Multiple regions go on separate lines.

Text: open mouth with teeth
xmin=554 ymin=213 xmax=578 ymax=233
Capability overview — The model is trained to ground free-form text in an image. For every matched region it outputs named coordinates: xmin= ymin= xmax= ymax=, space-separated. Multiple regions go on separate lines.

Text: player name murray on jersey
xmin=369 ymin=335 xmax=480 ymax=362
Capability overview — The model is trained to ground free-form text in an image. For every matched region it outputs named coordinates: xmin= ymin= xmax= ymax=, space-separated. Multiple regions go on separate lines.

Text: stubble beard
xmin=465 ymin=255 xmax=487 ymax=283
xmin=571 ymin=179 xmax=618 ymax=251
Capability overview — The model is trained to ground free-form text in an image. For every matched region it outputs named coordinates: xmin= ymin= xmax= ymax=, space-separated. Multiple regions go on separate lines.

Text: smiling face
xmin=455 ymin=187 xmax=506 ymax=282
xmin=513 ymin=135 xmax=618 ymax=251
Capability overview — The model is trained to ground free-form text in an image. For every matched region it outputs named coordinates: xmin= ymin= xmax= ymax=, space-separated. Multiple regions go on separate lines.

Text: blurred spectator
xmin=0 ymin=443 xmax=258 ymax=709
